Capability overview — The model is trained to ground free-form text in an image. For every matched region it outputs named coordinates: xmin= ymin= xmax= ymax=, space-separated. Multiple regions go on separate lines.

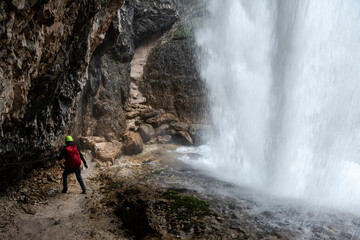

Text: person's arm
xmin=56 ymin=147 xmax=65 ymax=160
xmin=56 ymin=147 xmax=65 ymax=168
xmin=79 ymin=150 xmax=88 ymax=168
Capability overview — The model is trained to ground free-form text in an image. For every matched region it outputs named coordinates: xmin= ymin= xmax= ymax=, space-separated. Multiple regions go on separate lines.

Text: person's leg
xmin=62 ymin=169 xmax=70 ymax=193
xmin=75 ymin=166 xmax=86 ymax=193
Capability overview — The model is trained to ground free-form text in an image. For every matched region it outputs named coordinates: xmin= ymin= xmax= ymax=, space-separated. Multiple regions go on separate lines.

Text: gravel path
xmin=0 ymin=152 xmax=124 ymax=240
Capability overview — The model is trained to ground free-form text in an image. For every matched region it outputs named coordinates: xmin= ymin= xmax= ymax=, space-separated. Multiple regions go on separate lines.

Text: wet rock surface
xmin=172 ymin=131 xmax=194 ymax=146
xmin=189 ymin=124 xmax=212 ymax=145
xmin=122 ymin=132 xmax=144 ymax=155
xmin=138 ymin=124 xmax=155 ymax=143
xmin=1 ymin=145 xmax=359 ymax=239
xmin=99 ymin=145 xmax=360 ymax=239
xmin=171 ymin=121 xmax=190 ymax=132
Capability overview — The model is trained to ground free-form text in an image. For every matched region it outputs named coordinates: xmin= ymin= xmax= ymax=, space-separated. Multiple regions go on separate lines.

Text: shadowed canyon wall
xmin=0 ymin=0 xmax=207 ymax=189
xmin=0 ymin=0 xmax=124 ymax=187
xmin=75 ymin=0 xmax=180 ymax=140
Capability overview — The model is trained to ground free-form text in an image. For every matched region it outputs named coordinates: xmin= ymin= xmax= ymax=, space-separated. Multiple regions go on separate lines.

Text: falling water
xmin=195 ymin=0 xmax=360 ymax=213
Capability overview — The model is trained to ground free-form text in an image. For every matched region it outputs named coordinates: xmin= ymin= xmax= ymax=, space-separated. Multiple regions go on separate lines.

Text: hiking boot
xmin=81 ymin=190 xmax=86 ymax=194
xmin=61 ymin=189 xmax=67 ymax=193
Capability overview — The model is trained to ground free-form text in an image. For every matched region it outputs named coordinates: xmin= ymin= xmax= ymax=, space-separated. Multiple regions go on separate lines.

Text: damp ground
xmin=0 ymin=145 xmax=359 ymax=239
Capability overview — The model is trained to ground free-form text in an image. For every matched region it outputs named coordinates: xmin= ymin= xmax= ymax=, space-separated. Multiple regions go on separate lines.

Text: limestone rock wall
xmin=0 ymin=0 xmax=208 ymax=188
xmin=0 ymin=0 xmax=124 ymax=187
xmin=75 ymin=0 xmax=180 ymax=141
xmin=140 ymin=37 xmax=208 ymax=123
xmin=75 ymin=14 xmax=131 ymax=141
xmin=139 ymin=1 xmax=209 ymax=123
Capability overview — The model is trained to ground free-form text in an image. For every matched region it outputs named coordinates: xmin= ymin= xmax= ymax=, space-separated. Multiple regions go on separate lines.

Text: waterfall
xmin=195 ymin=0 xmax=360 ymax=213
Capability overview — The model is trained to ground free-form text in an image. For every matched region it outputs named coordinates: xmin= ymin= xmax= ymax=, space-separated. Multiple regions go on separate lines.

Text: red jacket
xmin=57 ymin=144 xmax=86 ymax=169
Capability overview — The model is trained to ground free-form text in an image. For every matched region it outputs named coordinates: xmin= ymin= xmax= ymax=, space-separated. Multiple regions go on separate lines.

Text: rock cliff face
xmin=140 ymin=37 xmax=207 ymax=123
xmin=75 ymin=0 xmax=180 ymax=141
xmin=139 ymin=1 xmax=208 ymax=123
xmin=0 ymin=0 xmax=208 ymax=188
xmin=0 ymin=0 xmax=124 ymax=187
xmin=75 ymin=15 xmax=131 ymax=141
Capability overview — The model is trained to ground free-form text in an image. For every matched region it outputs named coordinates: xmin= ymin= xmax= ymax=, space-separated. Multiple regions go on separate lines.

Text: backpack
xmin=64 ymin=145 xmax=82 ymax=168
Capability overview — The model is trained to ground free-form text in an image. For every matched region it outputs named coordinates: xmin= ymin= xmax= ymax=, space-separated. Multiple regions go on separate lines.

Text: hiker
xmin=56 ymin=135 xmax=88 ymax=194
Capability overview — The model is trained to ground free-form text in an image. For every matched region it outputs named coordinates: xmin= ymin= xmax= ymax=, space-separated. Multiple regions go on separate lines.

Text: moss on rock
xmin=162 ymin=189 xmax=211 ymax=220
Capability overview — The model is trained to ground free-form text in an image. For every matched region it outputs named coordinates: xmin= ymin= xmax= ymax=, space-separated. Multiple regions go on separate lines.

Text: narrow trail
xmin=0 ymin=153 xmax=124 ymax=240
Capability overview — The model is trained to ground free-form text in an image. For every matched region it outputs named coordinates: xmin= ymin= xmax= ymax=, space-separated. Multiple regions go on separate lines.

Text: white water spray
xmin=195 ymin=0 xmax=360 ymax=213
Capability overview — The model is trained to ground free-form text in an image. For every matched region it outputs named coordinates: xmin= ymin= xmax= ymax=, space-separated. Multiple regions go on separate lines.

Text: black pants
xmin=62 ymin=166 xmax=86 ymax=192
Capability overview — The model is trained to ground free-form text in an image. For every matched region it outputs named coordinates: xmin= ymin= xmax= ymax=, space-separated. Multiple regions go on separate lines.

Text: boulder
xmin=146 ymin=113 xmax=178 ymax=128
xmin=171 ymin=122 xmax=189 ymax=132
xmin=126 ymin=111 xmax=140 ymax=119
xmin=127 ymin=119 xmax=138 ymax=131
xmin=146 ymin=138 xmax=157 ymax=145
xmin=135 ymin=104 xmax=149 ymax=110
xmin=135 ymin=116 xmax=144 ymax=126
xmin=80 ymin=136 xmax=106 ymax=150
xmin=189 ymin=124 xmax=212 ymax=145
xmin=139 ymin=108 xmax=159 ymax=119
xmin=169 ymin=129 xmax=177 ymax=136
xmin=93 ymin=141 xmax=122 ymax=162
xmin=157 ymin=135 xmax=171 ymax=144
xmin=138 ymin=124 xmax=155 ymax=142
xmin=172 ymin=131 xmax=193 ymax=146
xmin=123 ymin=132 xmax=144 ymax=155
xmin=155 ymin=124 xmax=170 ymax=137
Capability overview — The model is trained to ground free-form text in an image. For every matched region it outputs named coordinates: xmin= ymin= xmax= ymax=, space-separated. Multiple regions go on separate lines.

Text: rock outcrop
xmin=0 ymin=0 xmax=125 ymax=189
xmin=138 ymin=124 xmax=155 ymax=143
xmin=80 ymin=136 xmax=106 ymax=151
xmin=139 ymin=1 xmax=209 ymax=123
xmin=75 ymin=13 xmax=131 ymax=141
xmin=75 ymin=0 xmax=182 ymax=141
xmin=0 ymin=0 xmax=209 ymax=189
xmin=172 ymin=130 xmax=193 ymax=146
xmin=93 ymin=141 xmax=122 ymax=162
xmin=122 ymin=132 xmax=143 ymax=155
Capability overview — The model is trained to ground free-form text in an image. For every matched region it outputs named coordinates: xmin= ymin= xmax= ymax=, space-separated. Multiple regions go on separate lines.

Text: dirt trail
xmin=0 ymin=153 xmax=124 ymax=240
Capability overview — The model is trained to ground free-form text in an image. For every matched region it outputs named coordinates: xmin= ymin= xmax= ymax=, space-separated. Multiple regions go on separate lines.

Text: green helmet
xmin=65 ymin=135 xmax=74 ymax=142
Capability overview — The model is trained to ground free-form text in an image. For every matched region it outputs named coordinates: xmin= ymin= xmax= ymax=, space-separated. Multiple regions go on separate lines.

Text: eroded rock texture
xmin=140 ymin=38 xmax=207 ymax=123
xmin=75 ymin=0 xmax=180 ymax=140
xmin=0 ymin=0 xmax=208 ymax=189
xmin=75 ymin=14 xmax=131 ymax=141
xmin=139 ymin=1 xmax=209 ymax=123
xmin=0 ymin=0 xmax=124 ymax=188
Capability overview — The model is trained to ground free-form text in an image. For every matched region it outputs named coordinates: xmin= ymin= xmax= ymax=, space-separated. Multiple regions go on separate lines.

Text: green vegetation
xmin=110 ymin=58 xmax=121 ymax=64
xmin=162 ymin=189 xmax=211 ymax=219
xmin=172 ymin=1 xmax=208 ymax=41
xmin=172 ymin=24 xmax=192 ymax=40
